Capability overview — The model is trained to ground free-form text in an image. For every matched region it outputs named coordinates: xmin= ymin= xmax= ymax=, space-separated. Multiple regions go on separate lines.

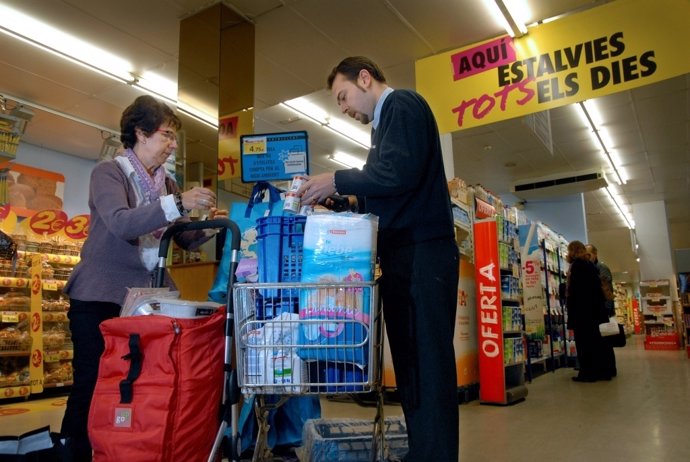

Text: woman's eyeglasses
xmin=156 ymin=129 xmax=177 ymax=142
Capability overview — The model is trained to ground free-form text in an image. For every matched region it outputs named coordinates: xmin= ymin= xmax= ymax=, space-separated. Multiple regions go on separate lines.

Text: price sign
xmin=240 ymin=131 xmax=309 ymax=182
xmin=28 ymin=209 xmax=68 ymax=236
xmin=1 ymin=312 xmax=19 ymax=323
xmin=63 ymin=214 xmax=89 ymax=240
xmin=242 ymin=138 xmax=267 ymax=154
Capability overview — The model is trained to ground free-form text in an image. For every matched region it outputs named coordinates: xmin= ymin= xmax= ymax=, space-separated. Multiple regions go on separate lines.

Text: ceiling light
xmin=578 ymin=101 xmax=626 ymax=185
xmin=330 ymin=151 xmax=366 ymax=170
xmin=282 ymin=98 xmax=371 ymax=150
xmin=177 ymin=101 xmax=218 ymax=129
xmin=605 ymin=186 xmax=635 ymax=230
xmin=487 ymin=0 xmax=529 ymax=37
xmin=0 ymin=4 xmax=218 ymax=130
xmin=0 ymin=4 xmax=131 ymax=83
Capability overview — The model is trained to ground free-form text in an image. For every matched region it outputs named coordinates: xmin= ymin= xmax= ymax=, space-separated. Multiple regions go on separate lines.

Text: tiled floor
xmin=1 ymin=335 xmax=689 ymax=461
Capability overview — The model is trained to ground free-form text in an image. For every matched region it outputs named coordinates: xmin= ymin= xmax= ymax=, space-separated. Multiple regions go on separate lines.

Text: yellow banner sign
xmin=416 ymin=0 xmax=690 ymax=133
xmin=218 ymin=109 xmax=254 ymax=181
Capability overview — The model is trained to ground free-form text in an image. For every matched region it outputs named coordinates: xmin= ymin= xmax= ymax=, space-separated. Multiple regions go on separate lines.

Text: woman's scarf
xmin=125 ymin=148 xmax=167 ymax=203
xmin=118 ymin=149 xmax=169 ymax=271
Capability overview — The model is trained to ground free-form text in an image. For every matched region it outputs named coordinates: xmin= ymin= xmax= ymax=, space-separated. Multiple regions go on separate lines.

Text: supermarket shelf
xmin=502 ymin=297 xmax=522 ymax=304
xmin=504 ymin=361 xmax=525 ymax=368
xmin=43 ymin=312 xmax=69 ymax=322
xmin=0 ymin=351 xmax=31 ymax=358
xmin=529 ymin=356 xmax=549 ymax=364
xmin=17 ymin=251 xmax=80 ymax=266
xmin=503 ymin=330 xmax=524 ymax=335
xmin=44 ymin=381 xmax=73 ymax=388
xmin=1 ymin=311 xmax=30 ymax=322
xmin=44 ymin=350 xmax=74 ymax=362
xmin=0 ymin=385 xmax=31 ymax=399
xmin=0 ymin=277 xmax=69 ymax=290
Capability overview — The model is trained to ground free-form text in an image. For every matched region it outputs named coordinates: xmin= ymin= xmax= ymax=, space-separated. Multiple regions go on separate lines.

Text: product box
xmin=297 ymin=213 xmax=378 ymax=367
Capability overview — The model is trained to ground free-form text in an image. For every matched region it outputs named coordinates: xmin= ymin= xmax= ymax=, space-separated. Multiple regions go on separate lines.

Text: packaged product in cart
xmin=296 ymin=213 xmax=378 ymax=366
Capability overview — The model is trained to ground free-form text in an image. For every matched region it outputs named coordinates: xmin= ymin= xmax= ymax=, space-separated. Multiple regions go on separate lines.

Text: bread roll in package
xmin=297 ymin=212 xmax=378 ymax=366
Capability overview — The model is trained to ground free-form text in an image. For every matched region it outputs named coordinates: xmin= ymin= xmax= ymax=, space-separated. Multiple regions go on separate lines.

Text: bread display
xmin=7 ymin=169 xmax=63 ymax=212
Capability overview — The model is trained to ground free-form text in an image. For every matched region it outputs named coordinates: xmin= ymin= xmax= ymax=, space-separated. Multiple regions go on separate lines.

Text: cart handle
xmin=154 ymin=218 xmax=241 ymax=288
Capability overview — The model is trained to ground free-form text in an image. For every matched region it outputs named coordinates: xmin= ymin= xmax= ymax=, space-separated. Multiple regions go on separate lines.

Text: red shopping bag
xmin=88 ymin=310 xmax=225 ymax=462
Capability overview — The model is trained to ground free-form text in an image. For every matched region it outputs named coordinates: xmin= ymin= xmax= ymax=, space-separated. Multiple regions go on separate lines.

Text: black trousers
xmin=379 ymin=238 xmax=460 ymax=462
xmin=61 ymin=299 xmax=121 ymax=461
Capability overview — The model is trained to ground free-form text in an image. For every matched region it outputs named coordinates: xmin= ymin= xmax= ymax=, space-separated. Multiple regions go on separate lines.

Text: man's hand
xmin=321 ymin=195 xmax=350 ymax=212
xmin=297 ymin=173 xmax=336 ymax=205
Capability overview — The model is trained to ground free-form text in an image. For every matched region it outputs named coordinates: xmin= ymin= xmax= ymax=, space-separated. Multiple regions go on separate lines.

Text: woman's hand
xmin=208 ymin=207 xmax=228 ymax=219
xmin=181 ymin=186 xmax=216 ymax=211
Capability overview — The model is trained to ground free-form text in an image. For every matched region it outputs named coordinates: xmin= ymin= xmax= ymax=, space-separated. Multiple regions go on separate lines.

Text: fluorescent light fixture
xmin=605 ymin=186 xmax=635 ymax=230
xmin=282 ymin=97 xmax=371 ymax=150
xmin=137 ymin=72 xmax=178 ymax=103
xmin=330 ymin=151 xmax=366 ymax=170
xmin=177 ymin=101 xmax=218 ymax=129
xmin=282 ymin=98 xmax=328 ymax=124
xmin=487 ymin=0 xmax=529 ymax=37
xmin=0 ymin=4 xmax=218 ymax=130
xmin=578 ymin=101 xmax=626 ymax=185
xmin=0 ymin=4 xmax=132 ymax=82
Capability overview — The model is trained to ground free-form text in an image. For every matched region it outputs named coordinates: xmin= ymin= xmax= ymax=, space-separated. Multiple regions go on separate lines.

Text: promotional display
xmin=416 ymin=0 xmax=690 ymax=133
xmin=640 ymin=280 xmax=679 ymax=350
xmin=0 ymin=206 xmax=85 ymax=400
xmin=519 ymin=222 xmax=568 ymax=372
xmin=474 ymin=218 xmax=527 ymax=405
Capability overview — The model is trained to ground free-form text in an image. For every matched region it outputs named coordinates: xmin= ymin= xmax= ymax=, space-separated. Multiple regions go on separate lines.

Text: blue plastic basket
xmin=256 ymin=215 xmax=307 ymax=307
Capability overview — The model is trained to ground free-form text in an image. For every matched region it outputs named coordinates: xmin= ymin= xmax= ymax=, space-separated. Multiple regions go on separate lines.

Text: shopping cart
xmin=155 ymin=218 xmax=242 ymax=462
xmin=233 ymin=280 xmax=387 ymax=462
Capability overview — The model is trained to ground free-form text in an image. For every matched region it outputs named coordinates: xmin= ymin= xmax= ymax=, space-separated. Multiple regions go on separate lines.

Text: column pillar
xmin=632 ymin=200 xmax=675 ymax=282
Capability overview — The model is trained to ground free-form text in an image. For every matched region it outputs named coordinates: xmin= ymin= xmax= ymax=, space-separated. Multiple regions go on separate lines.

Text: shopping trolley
xmin=233 ymin=280 xmax=388 ymax=462
xmin=155 ymin=218 xmax=243 ymax=462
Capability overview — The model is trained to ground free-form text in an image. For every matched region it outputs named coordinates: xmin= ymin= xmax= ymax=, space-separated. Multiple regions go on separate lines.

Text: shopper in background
xmin=298 ymin=56 xmax=459 ymax=461
xmin=61 ymin=95 xmax=226 ymax=461
xmin=586 ymin=243 xmax=618 ymax=377
xmin=566 ymin=240 xmax=611 ymax=382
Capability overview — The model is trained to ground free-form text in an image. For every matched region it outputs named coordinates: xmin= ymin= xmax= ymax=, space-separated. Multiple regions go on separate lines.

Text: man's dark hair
xmin=327 ymin=56 xmax=387 ymax=89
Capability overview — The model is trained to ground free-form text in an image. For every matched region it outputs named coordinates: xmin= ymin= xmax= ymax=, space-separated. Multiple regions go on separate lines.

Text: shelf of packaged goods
xmin=504 ymin=361 xmax=525 ymax=368
xmin=0 ymin=277 xmax=68 ymax=290
xmin=44 ymin=350 xmax=73 ymax=363
xmin=503 ymin=330 xmax=524 ymax=336
xmin=43 ymin=381 xmax=73 ymax=389
xmin=17 ymin=251 xmax=80 ymax=266
xmin=42 ymin=312 xmax=69 ymax=322
xmin=502 ymin=297 xmax=522 ymax=304
xmin=0 ymin=384 xmax=31 ymax=399
xmin=0 ymin=350 xmax=31 ymax=358
xmin=1 ymin=311 xmax=30 ymax=323
xmin=529 ymin=356 xmax=549 ymax=365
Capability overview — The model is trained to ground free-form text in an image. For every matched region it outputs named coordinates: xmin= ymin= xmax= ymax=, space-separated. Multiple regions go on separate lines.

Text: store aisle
xmin=1 ymin=335 xmax=689 ymax=461
xmin=321 ymin=335 xmax=690 ymax=461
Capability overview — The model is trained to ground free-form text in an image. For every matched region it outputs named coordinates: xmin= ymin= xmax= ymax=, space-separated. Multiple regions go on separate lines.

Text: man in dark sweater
xmin=299 ymin=56 xmax=459 ymax=461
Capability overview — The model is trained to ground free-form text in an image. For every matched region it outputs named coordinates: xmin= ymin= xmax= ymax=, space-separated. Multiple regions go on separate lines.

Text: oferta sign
xmin=416 ymin=0 xmax=690 ymax=133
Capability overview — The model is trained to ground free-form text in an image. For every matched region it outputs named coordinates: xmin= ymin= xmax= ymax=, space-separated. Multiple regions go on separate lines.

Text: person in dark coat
xmin=566 ymin=240 xmax=611 ymax=382
xmin=586 ymin=243 xmax=618 ymax=377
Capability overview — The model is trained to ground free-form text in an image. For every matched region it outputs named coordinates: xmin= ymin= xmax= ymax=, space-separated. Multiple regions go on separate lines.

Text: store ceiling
xmin=0 ymin=0 xmax=687 ymax=281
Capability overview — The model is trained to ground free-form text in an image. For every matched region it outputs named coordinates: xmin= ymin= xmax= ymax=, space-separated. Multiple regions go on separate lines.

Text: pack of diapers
xmin=297 ymin=213 xmax=378 ymax=366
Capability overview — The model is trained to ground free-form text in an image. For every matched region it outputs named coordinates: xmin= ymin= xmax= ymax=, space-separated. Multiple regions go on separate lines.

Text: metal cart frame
xmin=233 ymin=281 xmax=387 ymax=462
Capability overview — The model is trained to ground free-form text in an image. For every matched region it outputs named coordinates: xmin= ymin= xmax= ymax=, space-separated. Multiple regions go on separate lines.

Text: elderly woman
xmin=566 ymin=240 xmax=611 ymax=382
xmin=61 ymin=95 xmax=226 ymax=460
